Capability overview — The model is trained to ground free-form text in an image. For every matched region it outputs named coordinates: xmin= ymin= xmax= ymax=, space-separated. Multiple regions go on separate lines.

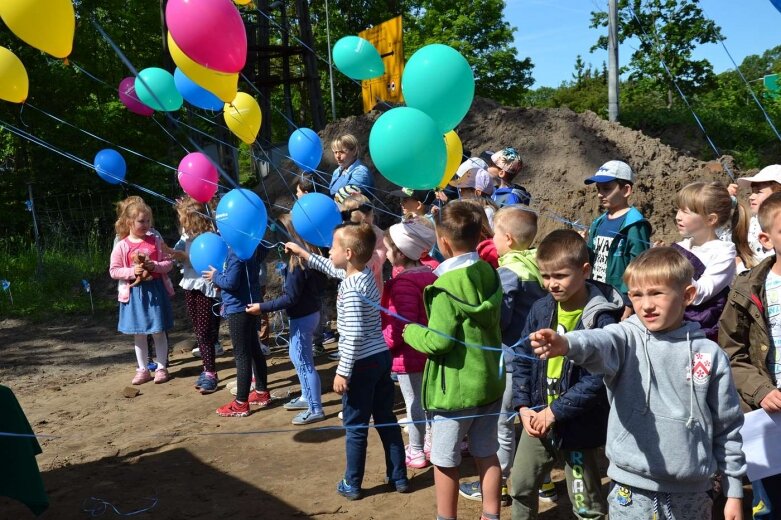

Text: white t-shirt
xmin=764 ymin=270 xmax=781 ymax=388
xmin=676 ymin=238 xmax=736 ymax=306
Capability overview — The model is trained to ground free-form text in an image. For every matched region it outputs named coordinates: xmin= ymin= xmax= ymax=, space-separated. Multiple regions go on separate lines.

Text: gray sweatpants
xmin=498 ymin=371 xmax=516 ymax=478
xmin=397 ymin=372 xmax=426 ymax=451
xmin=606 ymin=484 xmax=712 ymax=520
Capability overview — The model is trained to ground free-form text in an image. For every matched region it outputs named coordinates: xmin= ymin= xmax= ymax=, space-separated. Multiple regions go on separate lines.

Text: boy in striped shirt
xmin=285 ymin=222 xmax=408 ymax=500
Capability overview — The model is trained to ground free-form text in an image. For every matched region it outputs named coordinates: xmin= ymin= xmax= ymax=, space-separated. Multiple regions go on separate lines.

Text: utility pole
xmin=608 ymin=0 xmax=619 ymax=122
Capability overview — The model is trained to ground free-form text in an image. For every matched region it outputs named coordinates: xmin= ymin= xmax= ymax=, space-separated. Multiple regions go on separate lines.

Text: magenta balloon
xmin=118 ymin=77 xmax=154 ymax=117
xmin=166 ymin=0 xmax=247 ymax=73
xmin=178 ymin=152 xmax=219 ymax=203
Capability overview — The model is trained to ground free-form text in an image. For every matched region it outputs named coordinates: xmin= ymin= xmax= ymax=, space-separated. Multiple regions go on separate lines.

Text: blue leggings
xmin=289 ymin=312 xmax=322 ymax=413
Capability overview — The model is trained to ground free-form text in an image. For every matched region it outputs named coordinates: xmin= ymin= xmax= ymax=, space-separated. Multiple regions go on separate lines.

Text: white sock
xmin=152 ymin=332 xmax=169 ymax=369
xmin=133 ymin=334 xmax=148 ymax=369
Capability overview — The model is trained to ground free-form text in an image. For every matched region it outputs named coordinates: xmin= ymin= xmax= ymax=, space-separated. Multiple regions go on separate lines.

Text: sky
xmin=506 ymin=0 xmax=781 ymax=89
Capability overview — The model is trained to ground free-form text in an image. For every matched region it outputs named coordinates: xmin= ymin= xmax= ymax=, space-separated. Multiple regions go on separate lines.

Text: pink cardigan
xmin=381 ymin=266 xmax=437 ymax=374
xmin=109 ymin=234 xmax=174 ymax=302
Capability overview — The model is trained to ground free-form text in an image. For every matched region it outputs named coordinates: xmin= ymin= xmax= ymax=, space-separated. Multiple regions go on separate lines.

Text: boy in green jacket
xmin=403 ymin=201 xmax=505 ymax=520
xmin=584 ymin=160 xmax=651 ymax=294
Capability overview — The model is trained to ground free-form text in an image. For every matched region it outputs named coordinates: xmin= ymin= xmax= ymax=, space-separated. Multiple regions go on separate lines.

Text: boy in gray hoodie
xmin=529 ymin=247 xmax=746 ymax=520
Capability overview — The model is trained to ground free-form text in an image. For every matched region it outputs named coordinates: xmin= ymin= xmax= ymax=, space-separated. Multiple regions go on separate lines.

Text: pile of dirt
xmin=262 ymin=97 xmax=744 ymax=243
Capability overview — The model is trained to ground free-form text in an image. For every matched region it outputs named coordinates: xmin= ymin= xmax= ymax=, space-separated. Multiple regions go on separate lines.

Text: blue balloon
xmin=291 ymin=193 xmax=342 ymax=247
xmin=189 ymin=232 xmax=228 ymax=274
xmin=288 ymin=128 xmax=323 ymax=172
xmin=215 ymin=189 xmax=268 ymax=260
xmin=174 ymin=68 xmax=224 ymax=111
xmin=93 ymin=149 xmax=126 ymax=185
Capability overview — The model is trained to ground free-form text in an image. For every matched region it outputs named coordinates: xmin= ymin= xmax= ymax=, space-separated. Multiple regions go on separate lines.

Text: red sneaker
xmin=248 ymin=390 xmax=272 ymax=408
xmin=216 ymin=400 xmax=250 ymax=417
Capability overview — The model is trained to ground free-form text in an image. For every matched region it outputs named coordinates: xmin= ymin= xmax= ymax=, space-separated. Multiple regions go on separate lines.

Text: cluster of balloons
xmin=369 ymin=44 xmax=473 ymax=189
xmin=0 ymin=0 xmax=75 ymax=104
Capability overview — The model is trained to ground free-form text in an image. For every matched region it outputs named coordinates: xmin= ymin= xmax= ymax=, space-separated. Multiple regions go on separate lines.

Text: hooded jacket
xmin=497 ymin=249 xmax=546 ymax=348
xmin=586 ymin=207 xmax=651 ymax=293
xmin=259 ymin=263 xmax=326 ymax=319
xmin=718 ymin=255 xmax=780 ymax=412
xmin=512 ymin=280 xmax=624 ymax=450
xmin=403 ymin=260 xmax=504 ymax=411
xmin=382 ymin=266 xmax=438 ymax=374
xmin=565 ymin=315 xmax=746 ymax=497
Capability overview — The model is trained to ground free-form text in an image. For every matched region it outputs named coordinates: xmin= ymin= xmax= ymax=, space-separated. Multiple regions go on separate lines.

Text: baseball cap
xmin=737 ymin=164 xmax=781 ymax=188
xmin=388 ymin=187 xmax=434 ymax=205
xmin=584 ymin=160 xmax=635 ymax=185
xmin=450 ymin=157 xmax=488 ymax=189
xmin=490 ymin=147 xmax=523 ymax=174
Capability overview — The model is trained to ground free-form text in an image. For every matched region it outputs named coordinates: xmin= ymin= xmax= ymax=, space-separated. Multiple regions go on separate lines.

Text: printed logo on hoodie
xmin=686 ymin=352 xmax=712 ymax=385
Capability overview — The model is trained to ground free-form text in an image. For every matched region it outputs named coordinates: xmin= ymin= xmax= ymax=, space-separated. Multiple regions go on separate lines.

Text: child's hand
xmin=760 ymin=389 xmax=781 ymax=413
xmin=519 ymin=408 xmax=542 ymax=437
xmin=245 ymin=303 xmax=261 ymax=316
xmin=134 ymin=263 xmax=145 ymax=276
xmin=202 ymin=266 xmax=217 ymax=281
xmin=723 ymin=497 xmax=742 ymax=520
xmin=333 ymin=374 xmax=349 ymax=395
xmin=727 ymin=183 xmax=739 ymax=197
xmin=285 ymin=241 xmax=306 ymax=258
xmin=143 ymin=259 xmax=156 ymax=273
xmin=529 ymin=329 xmax=568 ymax=360
xmin=530 ymin=407 xmax=556 ymax=437
xmin=169 ymin=250 xmax=187 ymax=262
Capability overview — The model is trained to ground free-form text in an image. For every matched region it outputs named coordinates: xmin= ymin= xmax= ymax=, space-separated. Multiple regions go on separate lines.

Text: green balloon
xmin=332 ymin=36 xmax=384 ymax=80
xmin=369 ymin=107 xmax=446 ymax=190
xmin=401 ymin=44 xmax=475 ymax=133
xmin=135 ymin=67 xmax=183 ymax=112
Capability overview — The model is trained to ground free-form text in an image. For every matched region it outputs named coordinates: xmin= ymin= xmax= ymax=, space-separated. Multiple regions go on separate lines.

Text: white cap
xmin=584 ymin=160 xmax=635 ymax=185
xmin=737 ymin=164 xmax=781 ymax=188
xmin=450 ymin=157 xmax=495 ymax=194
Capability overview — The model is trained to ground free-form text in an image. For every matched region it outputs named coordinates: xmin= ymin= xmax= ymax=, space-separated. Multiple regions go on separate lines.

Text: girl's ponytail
xmin=731 ymin=199 xmax=754 ymax=269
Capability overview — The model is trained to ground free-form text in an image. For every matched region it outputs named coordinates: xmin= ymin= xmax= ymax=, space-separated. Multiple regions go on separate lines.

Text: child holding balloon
xmin=167 ymin=196 xmax=222 ymax=394
xmin=246 ymin=214 xmax=327 ymax=425
xmin=109 ymin=200 xmax=175 ymax=385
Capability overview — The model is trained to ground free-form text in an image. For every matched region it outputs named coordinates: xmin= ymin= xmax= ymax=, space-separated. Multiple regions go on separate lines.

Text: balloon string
xmin=150 ymin=116 xmax=190 ymax=154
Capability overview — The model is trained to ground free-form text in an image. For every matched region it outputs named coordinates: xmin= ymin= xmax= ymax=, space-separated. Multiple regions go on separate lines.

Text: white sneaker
xmin=260 ymin=342 xmax=270 ymax=356
xmin=191 ymin=347 xmax=201 ymax=358
xmin=192 ymin=342 xmax=224 ymax=358
xmin=338 ymin=410 xmax=343 ymax=420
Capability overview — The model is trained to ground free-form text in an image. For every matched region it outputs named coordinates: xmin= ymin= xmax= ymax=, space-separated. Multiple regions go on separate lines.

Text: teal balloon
xmin=332 ymin=36 xmax=384 ymax=80
xmin=401 ymin=44 xmax=475 ymax=133
xmin=134 ymin=67 xmax=183 ymax=112
xmin=369 ymin=107 xmax=446 ymax=190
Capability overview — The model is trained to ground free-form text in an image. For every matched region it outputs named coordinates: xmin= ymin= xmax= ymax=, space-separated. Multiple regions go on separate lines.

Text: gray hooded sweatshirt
xmin=565 ymin=315 xmax=746 ymax=497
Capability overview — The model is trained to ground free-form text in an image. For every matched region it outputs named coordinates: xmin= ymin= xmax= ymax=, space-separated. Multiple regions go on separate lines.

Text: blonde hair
xmin=493 ymin=206 xmax=538 ymax=249
xmin=624 ymin=247 xmax=693 ymax=291
xmin=331 ymin=134 xmax=359 ymax=155
xmin=175 ymin=196 xmax=214 ymax=237
xmin=115 ymin=200 xmax=153 ymax=239
xmin=278 ymin=213 xmax=321 ymax=270
xmin=339 ymin=193 xmax=373 ymax=223
xmin=758 ymin=192 xmax=781 ymax=233
xmin=676 ymin=181 xmax=753 ymax=268
xmin=335 ymin=222 xmax=375 ymax=264
xmin=115 ymin=195 xmax=144 ymax=218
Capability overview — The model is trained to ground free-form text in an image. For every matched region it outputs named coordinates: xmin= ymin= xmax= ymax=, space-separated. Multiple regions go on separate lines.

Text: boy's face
xmin=627 ymin=280 xmax=696 ymax=333
xmin=758 ymin=210 xmax=781 ymax=252
xmin=400 ymin=197 xmax=423 ymax=216
xmin=538 ymin=261 xmax=590 ymax=303
xmin=595 ymin=181 xmax=631 ymax=213
xmin=329 ymin=229 xmax=349 ymax=269
xmin=492 ymin=223 xmax=513 ymax=257
xmin=749 ymin=182 xmax=779 ymax=215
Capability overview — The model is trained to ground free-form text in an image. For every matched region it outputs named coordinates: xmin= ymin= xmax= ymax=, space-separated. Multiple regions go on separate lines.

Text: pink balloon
xmin=166 ymin=0 xmax=246 ymax=73
xmin=178 ymin=152 xmax=218 ymax=203
xmin=118 ymin=77 xmax=154 ymax=117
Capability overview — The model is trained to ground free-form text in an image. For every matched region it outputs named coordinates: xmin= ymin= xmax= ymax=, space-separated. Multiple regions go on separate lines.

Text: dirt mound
xmin=262 ymin=97 xmax=741 ymax=243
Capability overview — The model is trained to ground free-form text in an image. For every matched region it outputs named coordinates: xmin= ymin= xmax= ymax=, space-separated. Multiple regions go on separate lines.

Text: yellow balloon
xmin=437 ymin=131 xmax=463 ymax=189
xmin=0 ymin=0 xmax=74 ymax=59
xmin=0 ymin=47 xmax=29 ymax=103
xmin=233 ymin=0 xmax=253 ymax=4
xmin=168 ymin=33 xmax=238 ymax=103
xmin=224 ymin=92 xmax=261 ymax=145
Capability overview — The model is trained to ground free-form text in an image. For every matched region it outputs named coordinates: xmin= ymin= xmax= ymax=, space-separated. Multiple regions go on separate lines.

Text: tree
xmin=590 ymin=0 xmax=722 ymax=105
xmin=573 ymin=55 xmax=586 ymax=86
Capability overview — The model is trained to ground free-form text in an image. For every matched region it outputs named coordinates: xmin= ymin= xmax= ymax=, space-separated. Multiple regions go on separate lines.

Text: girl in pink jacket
xmin=381 ymin=218 xmax=438 ymax=469
xmin=109 ymin=200 xmax=174 ymax=385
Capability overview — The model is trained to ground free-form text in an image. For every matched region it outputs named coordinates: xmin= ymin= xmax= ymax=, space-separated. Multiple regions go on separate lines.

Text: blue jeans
xmin=753 ymin=474 xmax=781 ymax=519
xmin=342 ymin=350 xmax=406 ymax=488
xmin=289 ymin=312 xmax=322 ymax=413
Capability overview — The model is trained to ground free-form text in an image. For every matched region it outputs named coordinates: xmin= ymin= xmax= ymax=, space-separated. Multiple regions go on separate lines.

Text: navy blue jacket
xmin=211 ymin=249 xmax=261 ymax=316
xmin=511 ymin=280 xmax=623 ymax=450
xmin=259 ymin=263 xmax=326 ymax=319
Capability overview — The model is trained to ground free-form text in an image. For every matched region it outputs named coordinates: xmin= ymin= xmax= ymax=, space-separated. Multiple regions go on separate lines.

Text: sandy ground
xmin=0 ymin=312 xmax=583 ymax=520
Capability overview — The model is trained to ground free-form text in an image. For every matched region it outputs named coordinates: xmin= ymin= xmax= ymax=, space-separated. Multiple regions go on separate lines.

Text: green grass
xmin=0 ymin=234 xmax=115 ymax=320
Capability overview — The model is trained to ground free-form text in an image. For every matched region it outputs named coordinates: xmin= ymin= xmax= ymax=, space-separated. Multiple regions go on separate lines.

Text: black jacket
xmin=259 ymin=263 xmax=326 ymax=319
xmin=511 ymin=280 xmax=623 ymax=449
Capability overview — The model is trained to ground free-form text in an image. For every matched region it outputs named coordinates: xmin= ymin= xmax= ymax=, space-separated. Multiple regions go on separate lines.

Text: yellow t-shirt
xmin=546 ymin=304 xmax=583 ymax=404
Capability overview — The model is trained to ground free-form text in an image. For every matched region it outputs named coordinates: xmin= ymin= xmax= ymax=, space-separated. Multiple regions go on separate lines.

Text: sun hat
xmin=388 ymin=219 xmax=437 ymax=261
xmin=737 ymin=164 xmax=781 ymax=188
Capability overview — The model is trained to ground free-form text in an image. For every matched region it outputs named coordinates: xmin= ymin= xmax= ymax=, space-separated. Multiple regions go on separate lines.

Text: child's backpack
xmin=492 ymin=184 xmax=531 ymax=207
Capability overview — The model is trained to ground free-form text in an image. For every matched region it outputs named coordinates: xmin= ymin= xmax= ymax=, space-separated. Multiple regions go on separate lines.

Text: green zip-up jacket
xmin=586 ymin=206 xmax=651 ymax=294
xmin=403 ymin=260 xmax=504 ymax=412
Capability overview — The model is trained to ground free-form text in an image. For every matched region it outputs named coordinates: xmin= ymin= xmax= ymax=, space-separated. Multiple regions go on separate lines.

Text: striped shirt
xmin=308 ymin=254 xmax=388 ymax=378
